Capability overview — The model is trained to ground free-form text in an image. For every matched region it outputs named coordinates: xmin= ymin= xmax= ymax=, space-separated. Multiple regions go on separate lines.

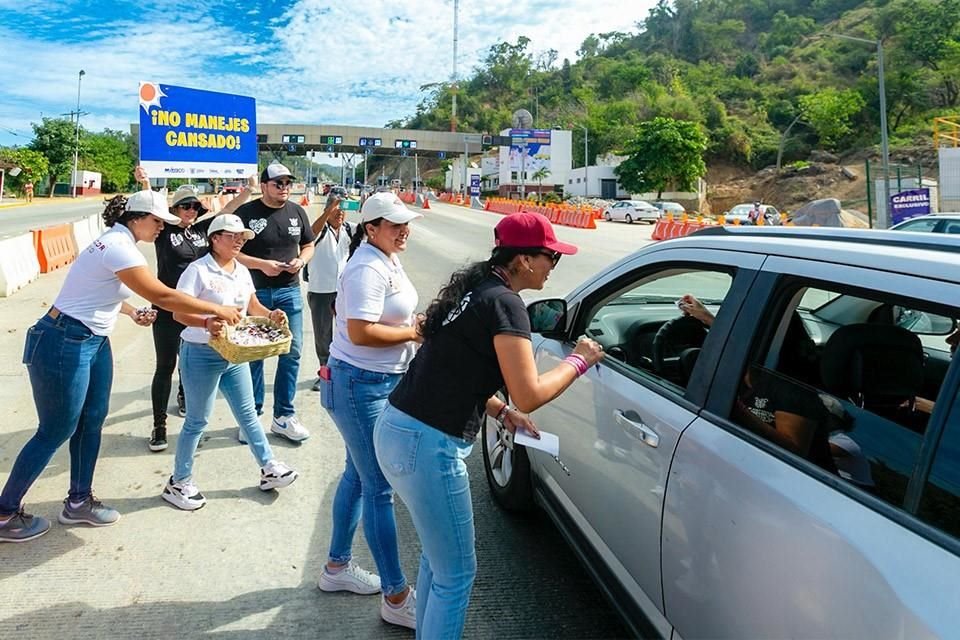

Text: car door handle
xmin=614 ymin=410 xmax=659 ymax=448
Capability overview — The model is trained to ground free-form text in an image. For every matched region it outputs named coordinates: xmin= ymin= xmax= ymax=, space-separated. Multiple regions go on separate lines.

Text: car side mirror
xmin=528 ymin=299 xmax=567 ymax=337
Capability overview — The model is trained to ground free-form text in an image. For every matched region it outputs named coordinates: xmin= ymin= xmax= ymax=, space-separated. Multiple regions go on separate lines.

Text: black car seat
xmin=819 ymin=323 xmax=924 ymax=415
xmin=867 ymin=303 xmax=895 ymax=325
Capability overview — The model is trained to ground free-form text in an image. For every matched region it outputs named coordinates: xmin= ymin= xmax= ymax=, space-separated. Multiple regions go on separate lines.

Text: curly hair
xmin=101 ymin=194 xmax=150 ymax=228
xmin=420 ymin=247 xmax=533 ymax=340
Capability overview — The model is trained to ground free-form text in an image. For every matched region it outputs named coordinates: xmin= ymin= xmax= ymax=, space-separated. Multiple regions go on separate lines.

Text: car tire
xmin=625 ymin=214 xmax=633 ymax=224
xmin=604 ymin=212 xmax=612 ymax=222
xmin=481 ymin=392 xmax=534 ymax=512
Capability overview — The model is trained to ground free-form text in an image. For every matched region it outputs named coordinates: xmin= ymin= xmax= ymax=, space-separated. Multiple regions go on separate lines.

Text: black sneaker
xmin=176 ymin=390 xmax=187 ymax=417
xmin=149 ymin=426 xmax=168 ymax=452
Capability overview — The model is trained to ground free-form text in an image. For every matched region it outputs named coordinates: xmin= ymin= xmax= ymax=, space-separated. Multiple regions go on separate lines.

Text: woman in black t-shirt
xmin=373 ymin=212 xmax=604 ymax=638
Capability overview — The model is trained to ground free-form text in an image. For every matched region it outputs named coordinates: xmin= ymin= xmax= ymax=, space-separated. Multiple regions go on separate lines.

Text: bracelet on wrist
xmin=494 ymin=404 xmax=512 ymax=424
xmin=563 ymin=354 xmax=589 ymax=377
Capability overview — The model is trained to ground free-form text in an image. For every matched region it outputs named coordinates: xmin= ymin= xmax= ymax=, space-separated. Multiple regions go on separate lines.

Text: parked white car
xmin=654 ymin=201 xmax=685 ymax=216
xmin=724 ymin=203 xmax=781 ymax=225
xmin=603 ymin=200 xmax=661 ymax=224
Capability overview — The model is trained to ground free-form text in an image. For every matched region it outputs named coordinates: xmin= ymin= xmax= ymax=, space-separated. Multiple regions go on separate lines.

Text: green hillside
xmin=392 ymin=0 xmax=960 ymax=169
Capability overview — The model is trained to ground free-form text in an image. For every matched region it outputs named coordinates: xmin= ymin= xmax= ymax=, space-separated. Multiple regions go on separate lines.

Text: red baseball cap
xmin=494 ymin=212 xmax=578 ymax=255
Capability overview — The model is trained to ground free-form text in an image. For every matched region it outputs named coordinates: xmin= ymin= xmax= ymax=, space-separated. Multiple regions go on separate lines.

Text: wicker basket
xmin=209 ymin=316 xmax=292 ymax=364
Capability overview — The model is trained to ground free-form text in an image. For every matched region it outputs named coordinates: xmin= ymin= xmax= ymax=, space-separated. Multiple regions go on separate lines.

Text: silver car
xmin=483 ymin=226 xmax=960 ymax=638
xmin=603 ymin=200 xmax=661 ymax=224
xmin=891 ymin=213 xmax=960 ymax=234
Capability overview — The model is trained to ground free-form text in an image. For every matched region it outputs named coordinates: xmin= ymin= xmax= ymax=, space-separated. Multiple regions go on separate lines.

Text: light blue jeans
xmin=175 ymin=341 xmax=273 ymax=482
xmin=374 ymin=402 xmax=476 ymax=639
xmin=249 ymin=285 xmax=303 ymax=418
xmin=0 ymin=313 xmax=112 ymax=514
xmin=326 ymin=357 xmax=407 ymax=596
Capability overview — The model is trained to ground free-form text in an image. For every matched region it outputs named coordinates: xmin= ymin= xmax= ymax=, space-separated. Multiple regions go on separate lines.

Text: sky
xmin=0 ymin=0 xmax=654 ymax=148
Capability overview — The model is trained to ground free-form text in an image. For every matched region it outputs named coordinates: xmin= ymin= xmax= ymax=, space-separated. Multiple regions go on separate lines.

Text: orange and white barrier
xmin=33 ymin=224 xmax=77 ymax=273
xmin=0 ymin=232 xmax=42 ymax=297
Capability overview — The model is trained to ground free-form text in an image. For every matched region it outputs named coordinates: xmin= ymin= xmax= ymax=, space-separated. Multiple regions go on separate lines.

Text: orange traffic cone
xmin=422 ymin=197 xmax=430 ymax=210
xmin=300 ymin=194 xmax=310 ymax=206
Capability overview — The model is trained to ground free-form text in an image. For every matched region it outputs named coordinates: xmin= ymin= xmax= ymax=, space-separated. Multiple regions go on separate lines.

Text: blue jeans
xmin=249 ymin=285 xmax=303 ymax=418
xmin=374 ymin=403 xmax=476 ymax=639
xmin=176 ymin=341 xmax=273 ymax=481
xmin=0 ymin=313 xmax=113 ymax=515
xmin=326 ymin=357 xmax=407 ymax=596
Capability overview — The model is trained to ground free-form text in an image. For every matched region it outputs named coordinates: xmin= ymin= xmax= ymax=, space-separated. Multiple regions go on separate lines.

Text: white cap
xmin=207 ymin=213 xmax=255 ymax=239
xmin=360 ymin=192 xmax=422 ymax=224
xmin=261 ymin=162 xmax=296 ymax=182
xmin=126 ymin=190 xmax=181 ymax=224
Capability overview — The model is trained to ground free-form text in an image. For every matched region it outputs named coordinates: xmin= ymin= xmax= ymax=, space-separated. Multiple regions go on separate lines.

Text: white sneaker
xmin=380 ymin=587 xmax=417 ymax=630
xmin=318 ymin=561 xmax=382 ymax=595
xmin=161 ymin=476 xmax=206 ymax=511
xmin=271 ymin=415 xmax=310 ymax=442
xmin=259 ymin=460 xmax=299 ymax=491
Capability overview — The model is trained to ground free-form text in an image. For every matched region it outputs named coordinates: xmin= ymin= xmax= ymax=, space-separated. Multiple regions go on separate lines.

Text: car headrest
xmin=867 ymin=304 xmax=895 ymax=325
xmin=820 ymin=323 xmax=923 ymax=403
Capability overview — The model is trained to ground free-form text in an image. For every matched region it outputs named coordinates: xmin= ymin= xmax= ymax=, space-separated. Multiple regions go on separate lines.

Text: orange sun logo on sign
xmin=139 ymin=82 xmax=166 ymax=112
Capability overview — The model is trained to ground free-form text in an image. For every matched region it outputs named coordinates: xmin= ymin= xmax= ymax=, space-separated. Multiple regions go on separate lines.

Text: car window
xmin=584 ymin=268 xmax=733 ymax=390
xmin=942 ymin=220 xmax=960 ymax=234
xmin=730 ymin=283 xmax=958 ymax=513
xmin=896 ymin=218 xmax=940 ymax=232
xmin=918 ymin=389 xmax=960 ymax=540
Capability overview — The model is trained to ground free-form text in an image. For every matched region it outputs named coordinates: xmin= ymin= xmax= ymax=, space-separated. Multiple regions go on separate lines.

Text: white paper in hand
xmin=513 ymin=428 xmax=559 ymax=457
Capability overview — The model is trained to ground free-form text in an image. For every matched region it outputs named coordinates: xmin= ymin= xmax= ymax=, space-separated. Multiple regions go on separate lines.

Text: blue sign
xmin=438 ymin=151 xmax=446 ymax=159
xmin=470 ymin=175 xmax=481 ymax=197
xmin=139 ymin=82 xmax=257 ymax=179
xmin=890 ymin=188 xmax=931 ymax=225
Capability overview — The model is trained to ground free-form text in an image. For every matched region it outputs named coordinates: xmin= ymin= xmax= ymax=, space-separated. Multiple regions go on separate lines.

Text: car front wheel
xmin=481 ymin=394 xmax=534 ymax=512
xmin=604 ymin=212 xmax=612 ymax=222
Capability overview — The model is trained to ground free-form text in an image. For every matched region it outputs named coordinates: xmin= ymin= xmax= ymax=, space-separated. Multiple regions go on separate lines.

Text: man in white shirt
xmin=307 ymin=190 xmax=353 ymax=390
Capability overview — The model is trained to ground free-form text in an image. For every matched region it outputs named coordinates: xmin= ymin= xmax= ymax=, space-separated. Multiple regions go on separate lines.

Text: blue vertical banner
xmin=138 ymin=82 xmax=257 ymax=179
xmin=470 ymin=175 xmax=481 ymax=196
xmin=890 ymin=188 xmax=931 ymax=225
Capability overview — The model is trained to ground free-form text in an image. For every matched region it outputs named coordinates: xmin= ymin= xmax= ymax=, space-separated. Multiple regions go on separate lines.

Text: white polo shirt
xmin=176 ymin=253 xmax=256 ymax=345
xmin=306 ymin=223 xmax=351 ymax=294
xmin=54 ymin=224 xmax=148 ymax=335
xmin=329 ymin=242 xmax=419 ymax=374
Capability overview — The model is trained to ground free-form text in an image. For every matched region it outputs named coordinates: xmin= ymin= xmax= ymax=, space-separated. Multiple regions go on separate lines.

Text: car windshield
xmin=729 ymin=205 xmax=752 ymax=215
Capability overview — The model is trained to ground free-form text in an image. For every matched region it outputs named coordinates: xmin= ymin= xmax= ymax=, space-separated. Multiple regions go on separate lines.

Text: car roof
xmin=897 ymin=213 xmax=960 ymax=219
xmin=654 ymin=226 xmax=960 ymax=285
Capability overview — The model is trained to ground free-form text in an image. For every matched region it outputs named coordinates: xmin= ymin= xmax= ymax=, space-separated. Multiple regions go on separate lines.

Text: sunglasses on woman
xmin=177 ymin=202 xmax=202 ymax=211
xmin=538 ymin=250 xmax=562 ymax=266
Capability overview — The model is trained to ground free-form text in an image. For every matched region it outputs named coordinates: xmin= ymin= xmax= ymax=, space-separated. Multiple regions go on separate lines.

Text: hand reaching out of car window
xmin=678 ymin=294 xmax=715 ymax=327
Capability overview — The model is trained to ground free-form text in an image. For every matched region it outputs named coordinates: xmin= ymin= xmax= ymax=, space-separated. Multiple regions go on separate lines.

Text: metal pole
xmin=878 ymin=40 xmax=891 ymax=229
xmin=364 ymin=149 xmax=369 ymax=187
xmin=582 ymin=126 xmax=589 ymax=198
xmin=520 ymin=144 xmax=526 ymax=199
xmin=414 ymin=153 xmax=419 ymax=192
xmin=71 ymin=70 xmax=85 ymax=198
xmin=865 ymin=157 xmax=873 ymax=227
xmin=451 ymin=0 xmax=459 ymax=132
xmin=463 ymin=138 xmax=468 ymax=195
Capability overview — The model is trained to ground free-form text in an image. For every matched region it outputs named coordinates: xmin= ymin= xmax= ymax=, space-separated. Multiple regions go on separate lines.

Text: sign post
xmin=889 ymin=188 xmax=931 ymax=225
xmin=138 ymin=82 xmax=257 ymax=179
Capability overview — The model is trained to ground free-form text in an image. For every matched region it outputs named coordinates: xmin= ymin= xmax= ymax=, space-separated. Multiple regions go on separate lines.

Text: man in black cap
xmin=234 ymin=162 xmax=329 ymax=442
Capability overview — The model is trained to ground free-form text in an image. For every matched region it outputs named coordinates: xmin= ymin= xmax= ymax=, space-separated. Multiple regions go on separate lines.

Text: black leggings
xmin=151 ymin=310 xmax=184 ymax=423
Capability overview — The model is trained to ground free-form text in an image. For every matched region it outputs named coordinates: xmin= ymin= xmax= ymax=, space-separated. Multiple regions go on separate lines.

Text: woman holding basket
xmin=162 ymin=214 xmax=299 ymax=511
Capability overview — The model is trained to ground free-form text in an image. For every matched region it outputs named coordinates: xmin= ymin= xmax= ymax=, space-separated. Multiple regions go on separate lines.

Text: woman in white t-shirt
xmin=162 ymin=214 xmax=299 ymax=511
xmin=0 ymin=190 xmax=243 ymax=544
xmin=316 ymin=192 xmax=421 ymax=630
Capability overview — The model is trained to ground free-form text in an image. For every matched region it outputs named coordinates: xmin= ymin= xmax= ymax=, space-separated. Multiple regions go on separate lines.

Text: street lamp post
xmin=821 ymin=33 xmax=891 ymax=227
xmin=577 ymin=125 xmax=589 ymax=198
xmin=72 ymin=70 xmax=85 ymax=198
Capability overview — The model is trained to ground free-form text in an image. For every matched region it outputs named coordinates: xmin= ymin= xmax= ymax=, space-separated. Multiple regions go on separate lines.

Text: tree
xmin=29 ymin=117 xmax=81 ymax=197
xmin=0 ymin=147 xmax=49 ymax=196
xmin=615 ymin=117 xmax=707 ymax=199
xmin=82 ymin=129 xmax=136 ymax=193
xmin=532 ymin=167 xmax=550 ymax=197
xmin=798 ymin=89 xmax=865 ymax=149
